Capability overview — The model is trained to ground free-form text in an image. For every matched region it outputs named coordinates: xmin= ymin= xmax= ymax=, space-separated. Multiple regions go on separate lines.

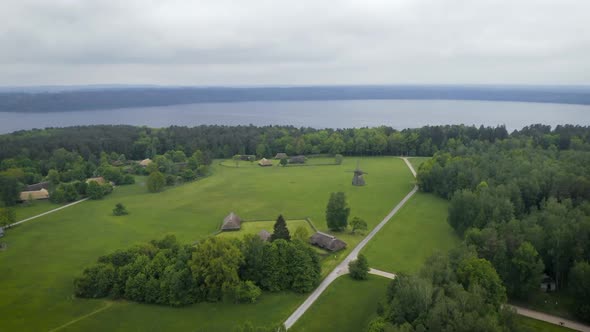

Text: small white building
xmin=540 ymin=274 xmax=556 ymax=292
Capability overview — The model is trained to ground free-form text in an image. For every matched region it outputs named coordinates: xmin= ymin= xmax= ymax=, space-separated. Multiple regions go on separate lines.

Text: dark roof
xmin=310 ymin=232 xmax=346 ymax=251
xmin=275 ymin=153 xmax=288 ymax=159
xmin=221 ymin=212 xmax=241 ymax=230
xmin=24 ymin=181 xmax=50 ymax=191
xmin=289 ymin=155 xmax=306 ymax=164
xmin=258 ymin=230 xmax=271 ymax=241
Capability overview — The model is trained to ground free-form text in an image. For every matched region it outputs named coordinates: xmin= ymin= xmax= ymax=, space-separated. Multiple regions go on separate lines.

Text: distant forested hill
xmin=1 ymin=85 xmax=589 ymax=112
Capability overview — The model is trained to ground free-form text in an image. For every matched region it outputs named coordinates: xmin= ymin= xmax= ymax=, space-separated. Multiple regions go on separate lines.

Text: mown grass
xmin=0 ymin=157 xmax=414 ymax=331
xmin=290 ymin=275 xmax=390 ymax=332
xmin=407 ymin=156 xmax=430 ymax=171
xmin=516 ymin=316 xmax=576 ymax=332
xmin=13 ymin=199 xmax=65 ymax=221
xmin=362 ymin=192 xmax=459 ymax=274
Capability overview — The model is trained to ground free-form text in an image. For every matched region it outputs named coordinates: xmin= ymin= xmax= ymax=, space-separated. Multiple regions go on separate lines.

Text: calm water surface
xmin=1 ymin=99 xmax=589 ymax=134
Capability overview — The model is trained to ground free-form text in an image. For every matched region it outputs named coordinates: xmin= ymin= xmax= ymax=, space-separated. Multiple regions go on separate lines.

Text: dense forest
xmin=1 ymin=85 xmax=589 ymax=113
xmin=417 ymin=126 xmax=590 ymax=323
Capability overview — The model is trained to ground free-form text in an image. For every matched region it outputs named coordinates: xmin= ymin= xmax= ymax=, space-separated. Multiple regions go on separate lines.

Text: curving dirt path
xmin=284 ymin=157 xmax=418 ymax=329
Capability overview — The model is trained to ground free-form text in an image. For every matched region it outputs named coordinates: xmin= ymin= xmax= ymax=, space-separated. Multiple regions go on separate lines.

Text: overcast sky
xmin=1 ymin=0 xmax=589 ymax=86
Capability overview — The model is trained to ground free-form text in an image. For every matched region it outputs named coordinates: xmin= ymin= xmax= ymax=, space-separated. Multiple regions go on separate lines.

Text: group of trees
xmin=367 ymin=248 xmax=528 ymax=332
xmin=416 ymin=128 xmax=590 ymax=321
xmin=74 ymin=234 xmax=321 ymax=306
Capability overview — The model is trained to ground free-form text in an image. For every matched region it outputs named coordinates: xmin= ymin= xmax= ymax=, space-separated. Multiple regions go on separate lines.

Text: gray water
xmin=1 ymin=99 xmax=589 ymax=134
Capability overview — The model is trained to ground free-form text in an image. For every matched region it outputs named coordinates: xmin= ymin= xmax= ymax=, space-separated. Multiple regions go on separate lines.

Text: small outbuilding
xmin=275 ymin=153 xmax=288 ymax=160
xmin=540 ymin=274 xmax=556 ymax=292
xmin=258 ymin=230 xmax=271 ymax=241
xmin=19 ymin=188 xmax=50 ymax=201
xmin=0 ymin=227 xmax=4 ymax=237
xmin=310 ymin=231 xmax=347 ymax=251
xmin=289 ymin=155 xmax=306 ymax=164
xmin=139 ymin=159 xmax=153 ymax=167
xmin=221 ymin=212 xmax=242 ymax=231
xmin=258 ymin=158 xmax=273 ymax=167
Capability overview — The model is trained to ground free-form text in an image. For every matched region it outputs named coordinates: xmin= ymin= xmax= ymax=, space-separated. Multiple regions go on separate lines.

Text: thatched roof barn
xmin=24 ymin=181 xmax=50 ymax=192
xmin=221 ymin=212 xmax=241 ymax=231
xmin=86 ymin=177 xmax=106 ymax=185
xmin=289 ymin=155 xmax=306 ymax=164
xmin=19 ymin=188 xmax=50 ymax=201
xmin=310 ymin=231 xmax=347 ymax=251
xmin=258 ymin=230 xmax=271 ymax=241
xmin=139 ymin=159 xmax=153 ymax=167
xmin=258 ymin=158 xmax=273 ymax=167
xmin=275 ymin=153 xmax=288 ymax=159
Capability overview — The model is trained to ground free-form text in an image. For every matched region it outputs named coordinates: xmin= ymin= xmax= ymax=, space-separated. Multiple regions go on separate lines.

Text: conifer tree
xmin=271 ymin=214 xmax=291 ymax=241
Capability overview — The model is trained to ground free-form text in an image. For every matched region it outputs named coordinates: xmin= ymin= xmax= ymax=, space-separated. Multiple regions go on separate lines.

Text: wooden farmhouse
xmin=310 ymin=231 xmax=347 ymax=251
xmin=19 ymin=188 xmax=50 ymax=201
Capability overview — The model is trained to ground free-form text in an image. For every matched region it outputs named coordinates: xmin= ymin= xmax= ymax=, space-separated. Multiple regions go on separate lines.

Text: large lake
xmin=1 ymin=99 xmax=589 ymax=134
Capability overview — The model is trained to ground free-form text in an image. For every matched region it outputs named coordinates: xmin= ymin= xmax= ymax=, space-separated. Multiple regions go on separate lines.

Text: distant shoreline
xmin=1 ymin=85 xmax=589 ymax=113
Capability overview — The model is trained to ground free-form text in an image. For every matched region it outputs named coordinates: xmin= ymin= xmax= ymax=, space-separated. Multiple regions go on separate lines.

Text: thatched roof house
xmin=221 ymin=212 xmax=241 ymax=231
xmin=24 ymin=181 xmax=50 ymax=192
xmin=19 ymin=188 xmax=50 ymax=201
xmin=139 ymin=158 xmax=153 ymax=167
xmin=275 ymin=153 xmax=288 ymax=159
xmin=289 ymin=155 xmax=306 ymax=164
xmin=86 ymin=177 xmax=106 ymax=185
xmin=310 ymin=231 xmax=347 ymax=251
xmin=258 ymin=230 xmax=271 ymax=241
xmin=258 ymin=158 xmax=273 ymax=167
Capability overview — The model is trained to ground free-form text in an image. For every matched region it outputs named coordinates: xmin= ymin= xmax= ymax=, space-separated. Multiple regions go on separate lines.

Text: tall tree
xmin=326 ymin=192 xmax=350 ymax=231
xmin=147 ymin=171 xmax=166 ymax=193
xmin=349 ymin=254 xmax=369 ymax=280
xmin=271 ymin=214 xmax=291 ymax=241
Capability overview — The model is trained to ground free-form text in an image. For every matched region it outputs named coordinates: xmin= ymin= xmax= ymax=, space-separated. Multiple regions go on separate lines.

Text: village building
xmin=19 ymin=188 xmax=50 ymax=201
xmin=275 ymin=153 xmax=288 ymax=160
xmin=258 ymin=158 xmax=273 ymax=167
xmin=258 ymin=230 xmax=271 ymax=241
xmin=221 ymin=212 xmax=241 ymax=231
xmin=309 ymin=231 xmax=347 ymax=251
xmin=24 ymin=181 xmax=50 ymax=192
xmin=139 ymin=158 xmax=153 ymax=167
xmin=289 ymin=155 xmax=306 ymax=164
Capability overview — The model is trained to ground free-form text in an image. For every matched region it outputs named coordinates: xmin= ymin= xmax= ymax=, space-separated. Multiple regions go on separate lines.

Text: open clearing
xmin=516 ymin=316 xmax=576 ymax=332
xmin=290 ymin=275 xmax=390 ymax=332
xmin=362 ymin=192 xmax=459 ymax=274
xmin=13 ymin=199 xmax=65 ymax=221
xmin=0 ymin=157 xmax=414 ymax=331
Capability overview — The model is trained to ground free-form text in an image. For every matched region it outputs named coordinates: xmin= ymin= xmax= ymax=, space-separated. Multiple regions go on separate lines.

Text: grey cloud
xmin=0 ymin=0 xmax=589 ymax=85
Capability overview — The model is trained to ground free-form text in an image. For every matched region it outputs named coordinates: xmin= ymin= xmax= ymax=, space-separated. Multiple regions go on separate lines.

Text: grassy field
xmin=217 ymin=219 xmax=314 ymax=239
xmin=511 ymin=291 xmax=576 ymax=321
xmin=290 ymin=275 xmax=390 ymax=332
xmin=0 ymin=156 xmax=414 ymax=331
xmin=516 ymin=316 xmax=576 ymax=332
xmin=13 ymin=199 xmax=65 ymax=221
xmin=362 ymin=192 xmax=459 ymax=274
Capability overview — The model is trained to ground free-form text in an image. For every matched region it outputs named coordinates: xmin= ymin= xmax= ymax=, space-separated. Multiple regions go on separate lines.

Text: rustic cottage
xmin=221 ymin=212 xmax=241 ymax=231
xmin=310 ymin=231 xmax=347 ymax=251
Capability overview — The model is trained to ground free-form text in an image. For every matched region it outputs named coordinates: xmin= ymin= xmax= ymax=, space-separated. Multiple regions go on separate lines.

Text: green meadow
xmin=362 ymin=192 xmax=459 ymax=274
xmin=516 ymin=316 xmax=576 ymax=332
xmin=0 ymin=157 xmax=414 ymax=331
xmin=290 ymin=275 xmax=390 ymax=332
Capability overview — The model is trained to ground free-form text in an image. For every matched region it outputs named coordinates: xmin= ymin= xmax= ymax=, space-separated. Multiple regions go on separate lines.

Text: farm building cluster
xmin=220 ymin=212 xmax=347 ymax=252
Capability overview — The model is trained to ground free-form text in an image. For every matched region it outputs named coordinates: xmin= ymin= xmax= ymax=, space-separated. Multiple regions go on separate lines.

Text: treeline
xmin=74 ymin=235 xmax=320 ymax=306
xmin=367 ymin=248 xmax=528 ymax=332
xmin=417 ymin=133 xmax=590 ymax=321
xmin=2 ymin=85 xmax=590 ymax=113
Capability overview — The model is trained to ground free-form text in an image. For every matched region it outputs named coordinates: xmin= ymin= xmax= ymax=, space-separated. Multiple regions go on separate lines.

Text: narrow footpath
xmin=284 ymin=157 xmax=418 ymax=329
xmin=6 ymin=198 xmax=89 ymax=228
